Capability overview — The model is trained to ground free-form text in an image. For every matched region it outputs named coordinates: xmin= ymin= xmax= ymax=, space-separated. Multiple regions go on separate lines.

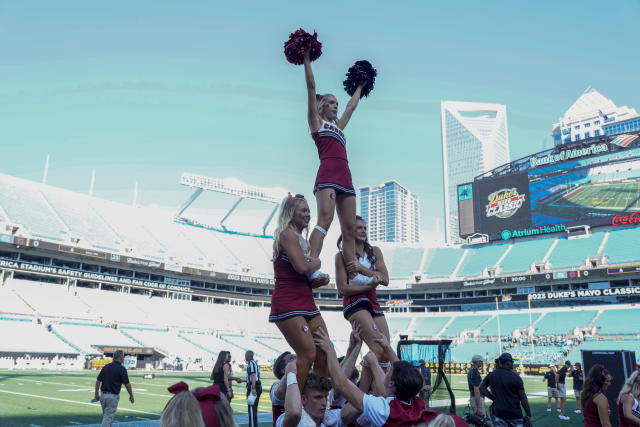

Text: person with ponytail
xmin=582 ymin=364 xmax=613 ymax=427
xmin=335 ymin=216 xmax=391 ymax=367
xmin=617 ymin=369 xmax=640 ymax=427
xmin=303 ymin=47 xmax=370 ymax=285
xmin=270 ymin=194 xmax=331 ymax=391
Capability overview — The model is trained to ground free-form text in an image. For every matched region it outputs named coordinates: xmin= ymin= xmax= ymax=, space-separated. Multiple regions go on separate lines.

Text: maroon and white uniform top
xmin=357 ymin=395 xmax=468 ymax=427
xmin=342 ymin=254 xmax=382 ymax=317
xmin=269 ymin=251 xmax=320 ymax=322
xmin=312 ymin=120 xmax=355 ymax=196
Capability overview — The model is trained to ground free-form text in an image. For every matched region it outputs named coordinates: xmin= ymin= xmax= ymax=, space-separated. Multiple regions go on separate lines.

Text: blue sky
xmin=1 ymin=0 xmax=639 ymax=234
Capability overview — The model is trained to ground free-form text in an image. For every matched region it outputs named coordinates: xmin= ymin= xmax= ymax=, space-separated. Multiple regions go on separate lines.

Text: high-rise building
xmin=441 ymin=101 xmax=509 ymax=245
xmin=359 ymin=181 xmax=420 ymax=243
xmin=552 ymin=87 xmax=638 ymax=146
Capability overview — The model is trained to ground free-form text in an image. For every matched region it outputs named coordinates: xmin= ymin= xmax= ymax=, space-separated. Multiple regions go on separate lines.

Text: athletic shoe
xmin=574 ymin=409 xmax=581 ymax=413
xmin=557 ymin=408 xmax=561 ymax=412
xmin=546 ymin=408 xmax=552 ymax=412
xmin=559 ymin=415 xmax=570 ymax=420
xmin=349 ymin=273 xmax=374 ymax=285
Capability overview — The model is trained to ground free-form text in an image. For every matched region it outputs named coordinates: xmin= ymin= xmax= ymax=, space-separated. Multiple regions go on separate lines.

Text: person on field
xmin=93 ymin=350 xmax=134 ymax=427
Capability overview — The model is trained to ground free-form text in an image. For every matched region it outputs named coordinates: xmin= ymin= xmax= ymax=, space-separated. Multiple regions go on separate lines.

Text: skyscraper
xmin=359 ymin=180 xmax=420 ymax=243
xmin=552 ymin=87 xmax=638 ymax=145
xmin=441 ymin=101 xmax=509 ymax=245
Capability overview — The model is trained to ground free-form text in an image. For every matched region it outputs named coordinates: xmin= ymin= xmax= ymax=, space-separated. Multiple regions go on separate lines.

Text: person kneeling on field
xmin=313 ymin=329 xmax=468 ymax=427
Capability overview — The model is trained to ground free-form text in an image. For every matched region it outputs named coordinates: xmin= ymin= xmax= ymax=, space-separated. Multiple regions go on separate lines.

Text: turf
xmin=534 ymin=180 xmax=640 ymax=221
xmin=0 ymin=370 xmax=588 ymax=426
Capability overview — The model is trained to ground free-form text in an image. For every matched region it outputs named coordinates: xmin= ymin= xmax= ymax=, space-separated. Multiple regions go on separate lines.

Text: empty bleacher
xmin=0 ymin=319 xmax=78 ymax=354
xmin=387 ymin=247 xmax=424 ymax=279
xmin=457 ymin=244 xmax=509 ymax=277
xmin=422 ymin=248 xmax=464 ymax=278
xmin=0 ymin=285 xmax=34 ymax=317
xmin=413 ymin=316 xmax=450 ymax=337
xmin=451 ymin=341 xmax=500 ymax=363
xmin=601 ymin=228 xmax=640 ymax=265
xmin=480 ymin=313 xmax=541 ymax=336
xmin=546 ymin=235 xmax=605 ymax=269
xmin=52 ymin=323 xmax=140 ymax=354
xmin=123 ymin=327 xmax=213 ymax=360
xmin=534 ymin=310 xmax=598 ymax=335
xmin=498 ymin=238 xmax=554 ymax=274
xmin=10 ymin=279 xmax=96 ymax=320
xmin=594 ymin=308 xmax=640 ymax=335
xmin=387 ymin=316 xmax=412 ymax=336
xmin=441 ymin=315 xmax=490 ymax=337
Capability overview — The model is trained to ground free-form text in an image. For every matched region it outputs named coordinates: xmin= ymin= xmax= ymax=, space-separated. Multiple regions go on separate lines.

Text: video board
xmin=459 ymin=138 xmax=640 ymax=241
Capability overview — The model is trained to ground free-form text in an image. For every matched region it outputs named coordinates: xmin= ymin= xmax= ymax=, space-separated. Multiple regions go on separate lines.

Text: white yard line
xmin=0 ymin=390 xmax=160 ymax=416
xmin=14 ymin=378 xmax=167 ymax=397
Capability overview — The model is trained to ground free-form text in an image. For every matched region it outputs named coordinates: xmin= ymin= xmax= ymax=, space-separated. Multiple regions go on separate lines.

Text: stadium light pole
xmin=42 ymin=154 xmax=50 ymax=185
xmin=527 ymin=294 xmax=535 ymax=361
xmin=495 ymin=297 xmax=502 ymax=355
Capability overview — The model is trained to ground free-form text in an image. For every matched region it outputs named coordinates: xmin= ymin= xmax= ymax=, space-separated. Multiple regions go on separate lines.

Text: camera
xmin=464 ymin=412 xmax=492 ymax=426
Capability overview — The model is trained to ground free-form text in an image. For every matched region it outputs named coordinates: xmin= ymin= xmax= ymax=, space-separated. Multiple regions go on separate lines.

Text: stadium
xmin=1 ymin=122 xmax=640 ymax=426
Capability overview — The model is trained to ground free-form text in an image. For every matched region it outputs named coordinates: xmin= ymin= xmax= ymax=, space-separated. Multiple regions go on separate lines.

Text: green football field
xmin=0 ymin=370 xmax=589 ymax=426
xmin=556 ymin=181 xmax=640 ymax=210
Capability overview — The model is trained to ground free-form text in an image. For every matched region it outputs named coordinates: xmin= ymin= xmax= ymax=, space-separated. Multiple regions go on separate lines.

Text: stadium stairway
xmin=434 ymin=316 xmax=456 ymax=338
xmin=177 ymin=332 xmax=217 ymax=356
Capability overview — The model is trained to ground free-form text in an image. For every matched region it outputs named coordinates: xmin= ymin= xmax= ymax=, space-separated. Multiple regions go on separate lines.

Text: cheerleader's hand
xmin=358 ymin=79 xmax=368 ymax=89
xmin=311 ymin=273 xmax=330 ymax=289
xmin=313 ymin=328 xmax=335 ymax=357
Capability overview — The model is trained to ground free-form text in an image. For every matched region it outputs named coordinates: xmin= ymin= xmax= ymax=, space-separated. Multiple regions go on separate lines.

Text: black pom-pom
xmin=343 ymin=60 xmax=377 ymax=98
xmin=283 ymin=29 xmax=322 ymax=66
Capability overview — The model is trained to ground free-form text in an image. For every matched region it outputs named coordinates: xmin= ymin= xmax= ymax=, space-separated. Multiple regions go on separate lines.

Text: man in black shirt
xmin=542 ymin=365 xmax=558 ymax=412
xmin=571 ymin=362 xmax=584 ymax=414
xmin=557 ymin=361 xmax=570 ymax=420
xmin=245 ymin=350 xmax=262 ymax=427
xmin=468 ymin=354 xmax=486 ymax=418
xmin=480 ymin=353 xmax=531 ymax=427
xmin=93 ymin=350 xmax=134 ymax=427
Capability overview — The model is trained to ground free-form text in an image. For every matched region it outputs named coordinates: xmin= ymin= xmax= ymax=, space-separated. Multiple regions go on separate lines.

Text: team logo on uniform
xmin=485 ymin=188 xmax=525 ymax=219
xmin=302 ymin=325 xmax=309 ymax=333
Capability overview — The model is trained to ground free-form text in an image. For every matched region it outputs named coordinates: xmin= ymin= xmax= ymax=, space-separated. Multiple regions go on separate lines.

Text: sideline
xmin=0 ymin=389 xmax=161 ymax=416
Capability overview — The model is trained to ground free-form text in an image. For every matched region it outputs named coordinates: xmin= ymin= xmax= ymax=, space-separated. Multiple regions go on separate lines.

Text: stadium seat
xmin=10 ymin=279 xmax=97 ymax=320
xmin=51 ymin=323 xmax=139 ymax=354
xmin=0 ymin=175 xmax=68 ymax=241
xmin=594 ymin=308 xmax=640 ymax=335
xmin=451 ymin=341 xmax=500 ymax=363
xmin=0 ymin=319 xmax=78 ymax=354
xmin=601 ymin=228 xmax=640 ymax=265
xmin=498 ymin=238 xmax=555 ymax=274
xmin=422 ymin=248 xmax=464 ymax=278
xmin=534 ymin=310 xmax=598 ymax=335
xmin=546 ymin=234 xmax=605 ymax=269
xmin=413 ymin=316 xmax=450 ymax=337
xmin=480 ymin=312 xmax=541 ymax=336
xmin=441 ymin=315 xmax=490 ymax=337
xmin=457 ymin=244 xmax=509 ymax=277
xmin=387 ymin=247 xmax=424 ymax=279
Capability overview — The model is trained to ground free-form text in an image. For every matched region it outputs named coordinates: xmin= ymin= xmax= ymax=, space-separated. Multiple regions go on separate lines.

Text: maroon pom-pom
xmin=284 ymin=29 xmax=322 ymax=66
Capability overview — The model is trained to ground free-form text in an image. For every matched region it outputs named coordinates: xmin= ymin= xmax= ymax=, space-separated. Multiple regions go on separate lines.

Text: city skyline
xmin=1 ymin=1 xmax=639 ymax=239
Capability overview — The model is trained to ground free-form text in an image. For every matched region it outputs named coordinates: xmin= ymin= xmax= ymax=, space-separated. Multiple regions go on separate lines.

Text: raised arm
xmin=335 ymin=253 xmax=379 ymax=296
xmin=282 ymin=362 xmax=302 ymax=427
xmin=304 ymin=52 xmax=322 ymax=133
xmin=314 ymin=328 xmax=366 ymax=413
xmin=337 ymin=83 xmax=365 ymax=130
xmin=280 ymin=229 xmax=320 ymax=275
xmin=341 ymin=325 xmax=363 ymax=377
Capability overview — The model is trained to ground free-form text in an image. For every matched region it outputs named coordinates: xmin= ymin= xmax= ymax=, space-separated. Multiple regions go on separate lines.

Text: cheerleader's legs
xmin=309 ymin=188 xmax=335 ymax=259
xmin=276 ymin=315 xmax=329 ymax=392
xmin=335 ymin=193 xmax=357 ymax=277
xmin=348 ymin=310 xmax=389 ymax=364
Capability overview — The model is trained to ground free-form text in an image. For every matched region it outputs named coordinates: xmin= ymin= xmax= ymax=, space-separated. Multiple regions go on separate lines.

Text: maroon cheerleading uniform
xmin=343 ymin=254 xmax=383 ymax=320
xmin=269 ymin=251 xmax=320 ymax=322
xmin=312 ymin=120 xmax=355 ymax=196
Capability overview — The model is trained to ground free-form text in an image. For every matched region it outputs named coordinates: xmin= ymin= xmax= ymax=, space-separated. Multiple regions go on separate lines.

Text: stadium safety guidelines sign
xmin=0 ymin=260 xmax=192 ymax=292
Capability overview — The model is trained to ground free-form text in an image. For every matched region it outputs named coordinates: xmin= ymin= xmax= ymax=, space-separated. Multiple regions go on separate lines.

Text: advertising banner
xmin=477 ymin=172 xmax=532 ymax=238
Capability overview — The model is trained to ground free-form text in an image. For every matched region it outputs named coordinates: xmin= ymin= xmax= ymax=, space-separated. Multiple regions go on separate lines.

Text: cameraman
xmin=468 ymin=355 xmax=486 ymax=420
xmin=480 ymin=353 xmax=531 ymax=427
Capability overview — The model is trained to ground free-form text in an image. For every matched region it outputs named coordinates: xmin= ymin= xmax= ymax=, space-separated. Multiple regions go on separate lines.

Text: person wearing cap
xmin=468 ymin=355 xmax=486 ymax=419
xmin=93 ymin=350 xmax=134 ymax=427
xmin=479 ymin=353 xmax=531 ymax=427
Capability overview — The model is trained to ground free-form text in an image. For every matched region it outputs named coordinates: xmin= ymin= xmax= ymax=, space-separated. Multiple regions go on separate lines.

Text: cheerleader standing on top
xmin=269 ymin=194 xmax=330 ymax=391
xmin=335 ymin=215 xmax=391 ymax=366
xmin=303 ymin=49 xmax=371 ymax=283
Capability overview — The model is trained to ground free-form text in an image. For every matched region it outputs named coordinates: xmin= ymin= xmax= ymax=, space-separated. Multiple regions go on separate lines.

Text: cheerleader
xmin=335 ymin=216 xmax=391 ymax=365
xmin=269 ymin=194 xmax=330 ymax=390
xmin=303 ymin=49 xmax=368 ymax=282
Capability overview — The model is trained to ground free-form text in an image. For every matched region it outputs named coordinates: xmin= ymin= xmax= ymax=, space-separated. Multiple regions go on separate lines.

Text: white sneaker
xmin=559 ymin=415 xmax=570 ymax=420
xmin=557 ymin=408 xmax=561 ymax=412
xmin=546 ymin=408 xmax=552 ymax=412
xmin=307 ymin=270 xmax=324 ymax=280
xmin=349 ymin=273 xmax=374 ymax=285
xmin=574 ymin=409 xmax=581 ymax=413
